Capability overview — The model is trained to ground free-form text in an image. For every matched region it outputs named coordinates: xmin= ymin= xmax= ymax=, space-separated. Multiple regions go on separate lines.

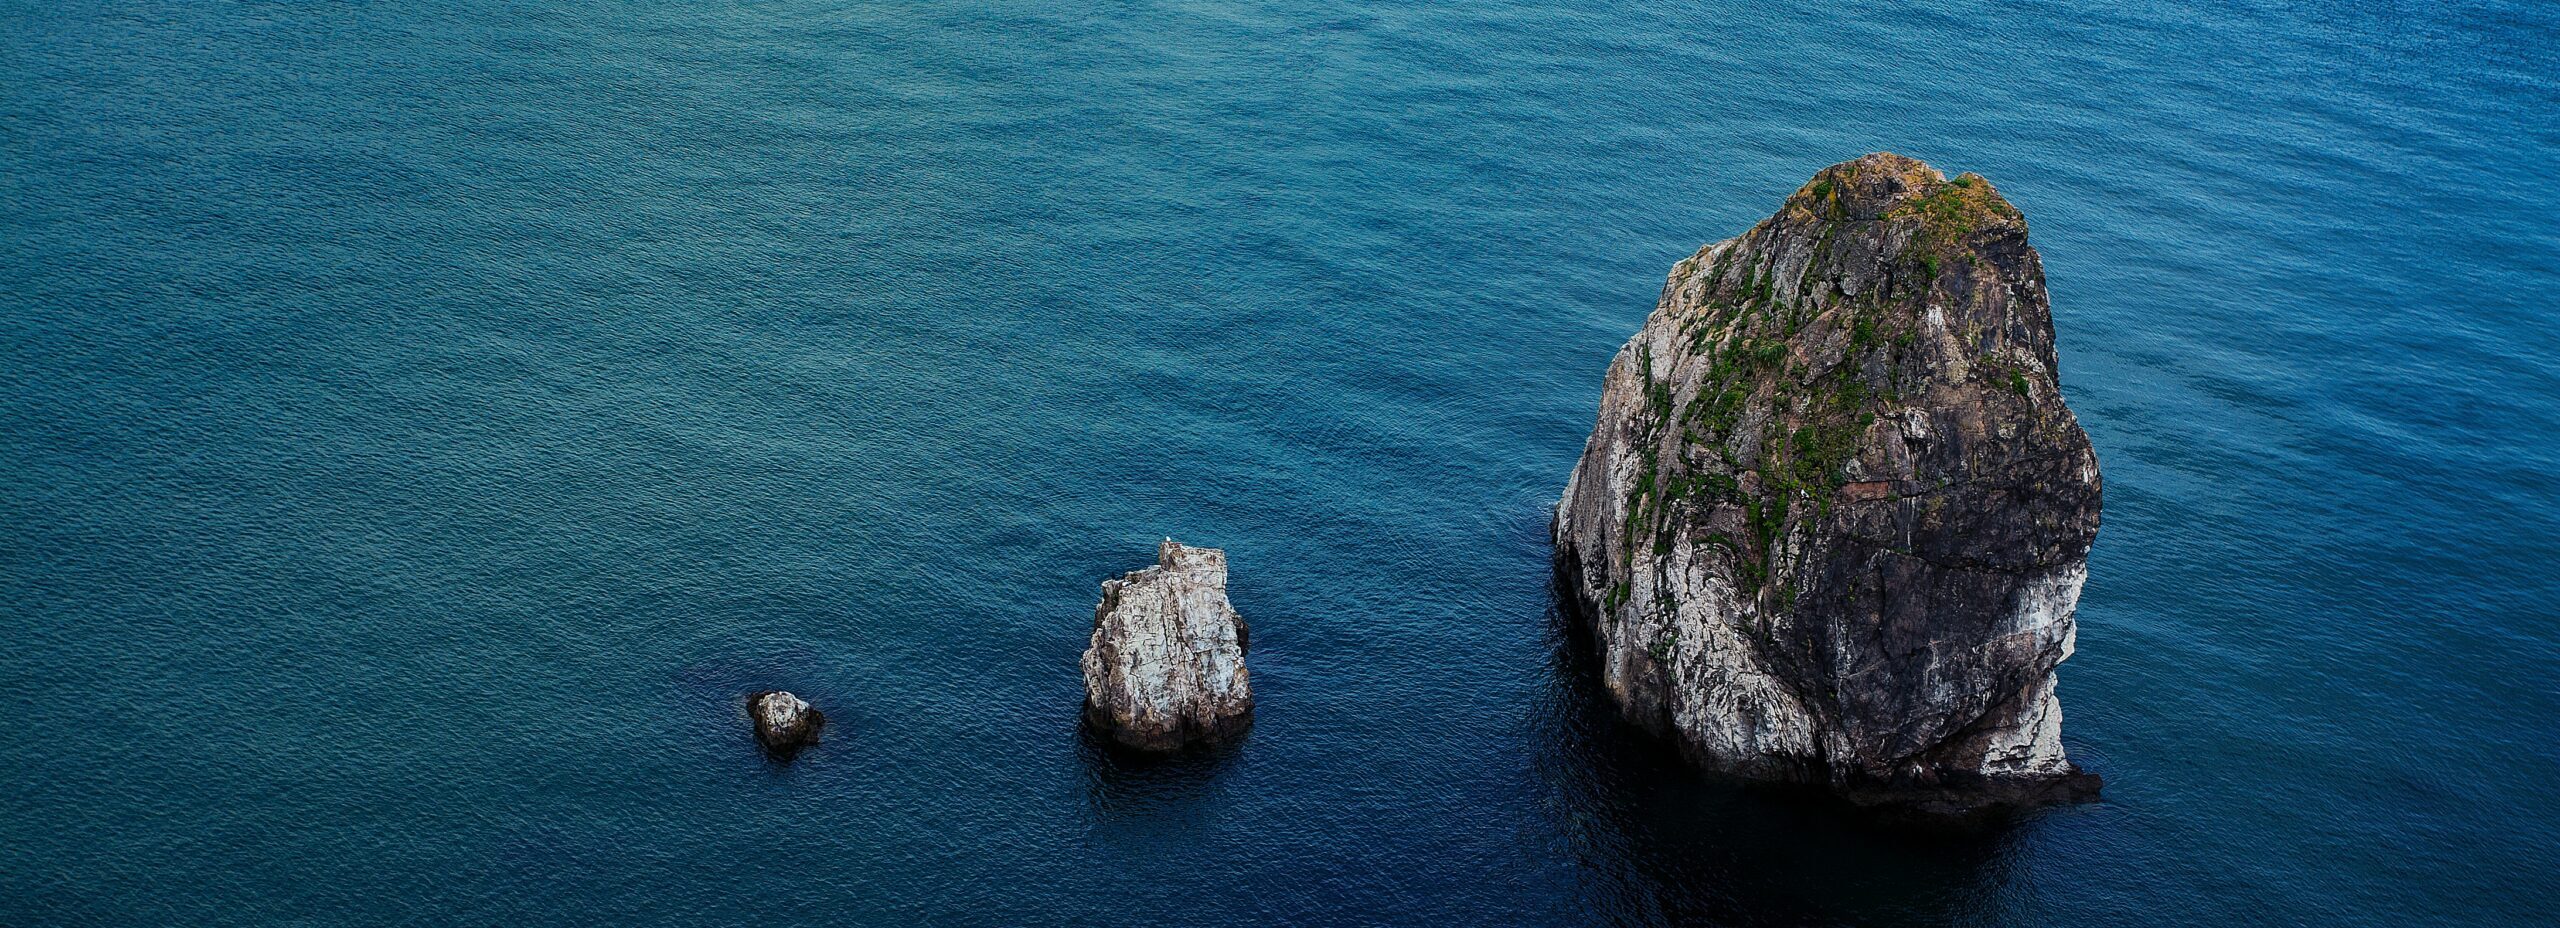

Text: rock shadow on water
xmin=1073 ymin=716 xmax=1250 ymax=820
xmin=1531 ymin=583 xmax=2040 ymax=926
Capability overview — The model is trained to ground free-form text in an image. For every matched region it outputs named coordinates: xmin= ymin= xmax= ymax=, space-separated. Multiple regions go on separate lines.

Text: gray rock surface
xmin=748 ymin=690 xmax=824 ymax=758
xmin=1553 ymin=153 xmax=2102 ymax=812
xmin=1080 ymin=540 xmax=1253 ymax=751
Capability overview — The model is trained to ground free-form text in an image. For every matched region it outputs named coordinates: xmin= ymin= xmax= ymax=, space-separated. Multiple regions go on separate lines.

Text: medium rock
xmin=1080 ymin=540 xmax=1253 ymax=751
xmin=748 ymin=690 xmax=824 ymax=758
xmin=1553 ymin=153 xmax=2102 ymax=812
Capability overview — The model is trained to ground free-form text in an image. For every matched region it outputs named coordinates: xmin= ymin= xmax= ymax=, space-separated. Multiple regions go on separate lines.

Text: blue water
xmin=6 ymin=0 xmax=2556 ymax=924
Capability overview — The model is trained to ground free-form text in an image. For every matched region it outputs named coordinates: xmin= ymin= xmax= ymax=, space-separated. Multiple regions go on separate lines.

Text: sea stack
xmin=1553 ymin=153 xmax=2102 ymax=812
xmin=1080 ymin=540 xmax=1253 ymax=751
xmin=748 ymin=691 xmax=824 ymax=759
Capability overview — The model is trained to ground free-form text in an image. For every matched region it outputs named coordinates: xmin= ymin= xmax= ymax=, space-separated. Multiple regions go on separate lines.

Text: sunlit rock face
xmin=1553 ymin=153 xmax=2103 ymax=813
xmin=1081 ymin=540 xmax=1253 ymax=752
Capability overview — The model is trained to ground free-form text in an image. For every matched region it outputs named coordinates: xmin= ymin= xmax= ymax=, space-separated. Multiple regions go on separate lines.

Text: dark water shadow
xmin=1529 ymin=575 xmax=2036 ymax=926
xmin=1074 ymin=716 xmax=1250 ymax=821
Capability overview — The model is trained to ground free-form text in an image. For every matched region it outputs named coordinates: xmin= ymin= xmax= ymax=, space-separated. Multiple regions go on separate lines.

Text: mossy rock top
xmin=1610 ymin=152 xmax=2096 ymax=594
xmin=1787 ymin=152 xmax=2024 ymax=230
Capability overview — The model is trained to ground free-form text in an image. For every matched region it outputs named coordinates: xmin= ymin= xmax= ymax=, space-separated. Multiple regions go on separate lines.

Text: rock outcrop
xmin=1553 ymin=153 xmax=2102 ymax=812
xmin=1081 ymin=540 xmax=1253 ymax=751
xmin=748 ymin=691 xmax=824 ymax=758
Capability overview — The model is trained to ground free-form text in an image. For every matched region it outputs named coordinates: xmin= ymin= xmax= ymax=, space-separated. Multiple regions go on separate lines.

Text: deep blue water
xmin=5 ymin=0 xmax=2557 ymax=924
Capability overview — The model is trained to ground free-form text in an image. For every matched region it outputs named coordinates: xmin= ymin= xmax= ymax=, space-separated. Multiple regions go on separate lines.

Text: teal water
xmin=5 ymin=0 xmax=2557 ymax=924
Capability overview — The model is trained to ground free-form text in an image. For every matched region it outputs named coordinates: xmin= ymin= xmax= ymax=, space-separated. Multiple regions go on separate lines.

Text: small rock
xmin=1080 ymin=539 xmax=1253 ymax=751
xmin=748 ymin=691 xmax=824 ymax=758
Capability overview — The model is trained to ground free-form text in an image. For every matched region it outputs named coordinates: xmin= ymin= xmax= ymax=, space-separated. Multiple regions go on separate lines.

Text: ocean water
xmin=5 ymin=0 xmax=2556 ymax=924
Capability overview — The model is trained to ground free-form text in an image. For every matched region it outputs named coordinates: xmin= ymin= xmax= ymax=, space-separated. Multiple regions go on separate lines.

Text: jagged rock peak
xmin=1080 ymin=539 xmax=1253 ymax=751
xmin=1553 ymin=152 xmax=2102 ymax=814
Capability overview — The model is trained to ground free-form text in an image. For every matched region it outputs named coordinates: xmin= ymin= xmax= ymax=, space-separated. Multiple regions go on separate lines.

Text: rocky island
xmin=1553 ymin=153 xmax=2103 ymax=813
xmin=748 ymin=690 xmax=824 ymax=759
xmin=1080 ymin=540 xmax=1254 ymax=751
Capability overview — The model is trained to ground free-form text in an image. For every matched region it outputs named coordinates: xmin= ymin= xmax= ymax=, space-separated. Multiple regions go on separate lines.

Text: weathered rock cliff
xmin=1553 ymin=153 xmax=2101 ymax=812
xmin=1081 ymin=540 xmax=1253 ymax=751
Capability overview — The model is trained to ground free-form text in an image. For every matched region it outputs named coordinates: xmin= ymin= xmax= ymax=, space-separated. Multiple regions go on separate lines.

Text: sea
xmin=5 ymin=1 xmax=2555 ymax=924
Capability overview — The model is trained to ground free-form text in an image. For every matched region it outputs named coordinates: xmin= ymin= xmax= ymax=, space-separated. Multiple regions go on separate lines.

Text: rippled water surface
xmin=5 ymin=1 xmax=2556 ymax=924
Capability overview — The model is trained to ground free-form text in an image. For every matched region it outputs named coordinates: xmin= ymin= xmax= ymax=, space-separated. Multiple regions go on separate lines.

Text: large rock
xmin=748 ymin=690 xmax=824 ymax=758
xmin=1553 ymin=153 xmax=2102 ymax=812
xmin=1080 ymin=540 xmax=1253 ymax=751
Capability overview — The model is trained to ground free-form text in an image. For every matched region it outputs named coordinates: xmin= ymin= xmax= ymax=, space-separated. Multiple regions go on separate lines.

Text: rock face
xmin=1553 ymin=153 xmax=2102 ymax=812
xmin=1080 ymin=540 xmax=1253 ymax=751
xmin=748 ymin=691 xmax=824 ymax=758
